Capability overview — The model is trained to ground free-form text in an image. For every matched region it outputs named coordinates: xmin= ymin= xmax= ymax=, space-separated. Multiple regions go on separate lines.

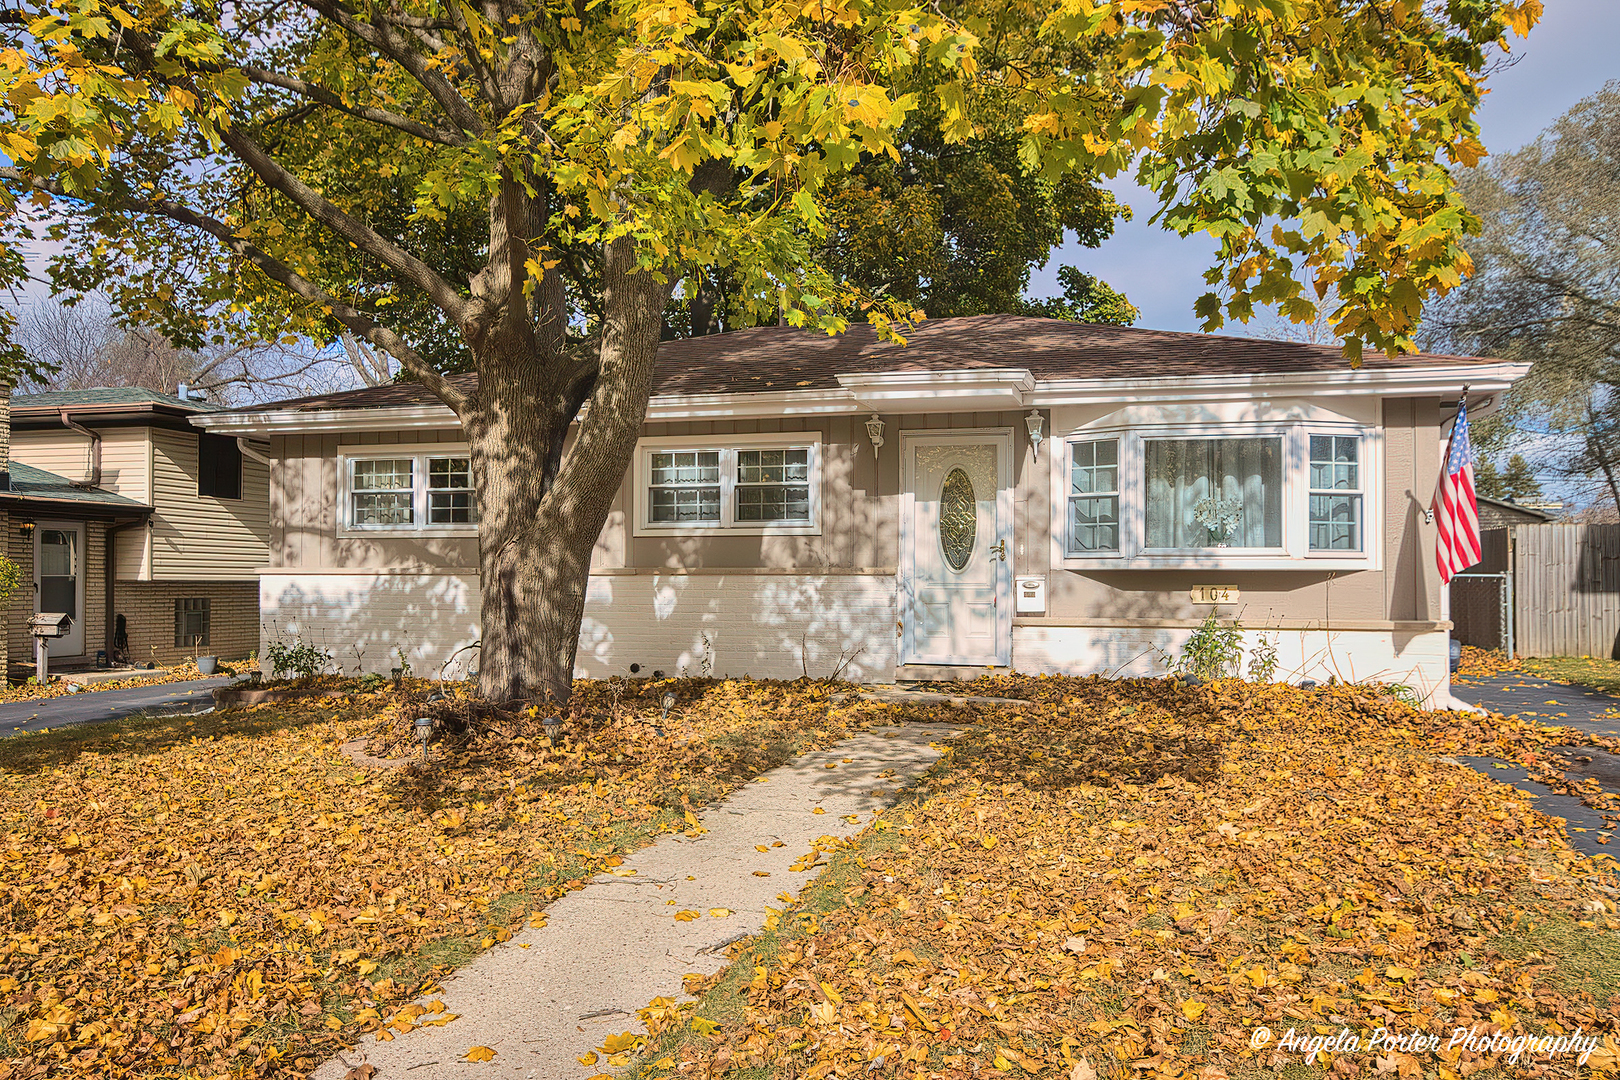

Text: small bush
xmin=265 ymin=637 xmax=332 ymax=680
xmin=1175 ymin=614 xmax=1244 ymax=681
xmin=1247 ymin=632 xmax=1279 ymax=683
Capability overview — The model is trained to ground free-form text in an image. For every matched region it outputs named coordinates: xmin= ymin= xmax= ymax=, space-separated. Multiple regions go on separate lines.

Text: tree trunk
xmin=468 ymin=237 xmax=671 ymax=704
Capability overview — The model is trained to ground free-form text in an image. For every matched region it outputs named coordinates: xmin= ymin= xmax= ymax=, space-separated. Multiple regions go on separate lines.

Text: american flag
xmin=1434 ymin=395 xmax=1481 ymax=583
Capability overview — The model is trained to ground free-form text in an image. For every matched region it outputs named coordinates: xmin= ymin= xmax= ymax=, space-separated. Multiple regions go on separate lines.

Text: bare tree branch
xmin=0 ymin=167 xmax=469 ymax=412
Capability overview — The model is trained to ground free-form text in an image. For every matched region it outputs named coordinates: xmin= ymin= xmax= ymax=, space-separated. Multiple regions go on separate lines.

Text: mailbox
xmin=28 ymin=613 xmax=72 ymax=638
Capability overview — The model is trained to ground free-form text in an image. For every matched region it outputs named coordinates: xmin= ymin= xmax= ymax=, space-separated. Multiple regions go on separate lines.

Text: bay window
xmin=636 ymin=435 xmax=821 ymax=534
xmin=1057 ymin=425 xmax=1376 ymax=566
xmin=344 ymin=451 xmax=480 ymax=532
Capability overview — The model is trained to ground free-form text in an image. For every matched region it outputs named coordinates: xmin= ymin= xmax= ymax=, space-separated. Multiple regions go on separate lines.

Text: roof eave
xmin=190 ymin=360 xmax=1534 ymax=436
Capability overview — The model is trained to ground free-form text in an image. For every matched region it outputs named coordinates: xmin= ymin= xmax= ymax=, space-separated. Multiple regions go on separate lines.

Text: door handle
xmin=989 ymin=539 xmax=1007 ymax=562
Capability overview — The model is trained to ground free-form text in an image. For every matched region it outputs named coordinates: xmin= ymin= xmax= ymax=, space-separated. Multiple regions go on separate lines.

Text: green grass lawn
xmin=1521 ymin=655 xmax=1620 ymax=695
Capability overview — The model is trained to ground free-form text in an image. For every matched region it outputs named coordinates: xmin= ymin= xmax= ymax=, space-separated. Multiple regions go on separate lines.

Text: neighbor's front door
xmin=900 ymin=432 xmax=1013 ymax=667
xmin=35 ymin=521 xmax=85 ymax=658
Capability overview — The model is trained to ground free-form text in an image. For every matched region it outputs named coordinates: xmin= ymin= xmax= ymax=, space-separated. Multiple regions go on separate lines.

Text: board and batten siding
xmin=149 ymin=427 xmax=270 ymax=581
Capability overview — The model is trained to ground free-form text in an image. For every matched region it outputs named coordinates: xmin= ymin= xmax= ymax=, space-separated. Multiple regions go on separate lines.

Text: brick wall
xmin=114 ymin=581 xmax=259 ymax=666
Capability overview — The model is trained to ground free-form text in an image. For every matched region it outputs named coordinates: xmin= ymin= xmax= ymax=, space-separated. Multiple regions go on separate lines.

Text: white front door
xmin=35 ymin=521 xmax=86 ymax=658
xmin=900 ymin=432 xmax=1013 ymax=667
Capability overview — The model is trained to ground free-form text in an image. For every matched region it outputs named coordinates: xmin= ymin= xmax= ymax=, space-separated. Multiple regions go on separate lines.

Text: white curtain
xmin=1144 ymin=438 xmax=1282 ymax=548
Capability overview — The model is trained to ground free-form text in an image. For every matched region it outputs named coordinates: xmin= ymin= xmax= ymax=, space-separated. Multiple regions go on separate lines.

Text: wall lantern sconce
xmin=1025 ymin=410 xmax=1045 ymax=460
xmin=18 ymin=520 xmax=34 ymax=537
xmin=864 ymin=414 xmax=885 ymax=463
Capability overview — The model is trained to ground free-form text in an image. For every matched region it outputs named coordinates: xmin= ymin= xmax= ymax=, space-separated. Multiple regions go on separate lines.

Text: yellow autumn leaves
xmin=0 ymin=677 xmax=885 ymax=1078
xmin=672 ymin=908 xmax=733 ymax=921
xmin=635 ymin=676 xmax=1619 ymax=1079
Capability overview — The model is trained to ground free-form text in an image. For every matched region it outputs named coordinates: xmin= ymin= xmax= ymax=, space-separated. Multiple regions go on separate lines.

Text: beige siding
xmin=10 ymin=430 xmax=95 ymax=484
xmin=13 ymin=427 xmax=156 ymax=579
xmin=149 ymin=427 xmax=269 ymax=581
xmin=266 ymin=402 xmax=1448 ymax=629
xmin=11 ymin=427 xmax=151 ymax=499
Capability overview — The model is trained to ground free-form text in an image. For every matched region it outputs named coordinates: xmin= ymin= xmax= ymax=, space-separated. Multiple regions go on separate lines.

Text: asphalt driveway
xmin=1452 ymin=672 xmax=1620 ymax=739
xmin=0 ymin=677 xmax=234 ymax=737
xmin=1452 ymin=672 xmax=1620 ymax=859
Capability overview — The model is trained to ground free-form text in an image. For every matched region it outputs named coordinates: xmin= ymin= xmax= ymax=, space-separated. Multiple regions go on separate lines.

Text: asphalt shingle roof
xmin=2 ymin=462 xmax=150 ymax=509
xmin=11 ymin=387 xmax=223 ymax=412
xmin=230 ymin=315 xmax=1506 ymax=415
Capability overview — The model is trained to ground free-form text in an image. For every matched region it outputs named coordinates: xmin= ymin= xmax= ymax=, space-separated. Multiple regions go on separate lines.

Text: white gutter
xmin=189 ymin=361 xmax=1531 ymax=437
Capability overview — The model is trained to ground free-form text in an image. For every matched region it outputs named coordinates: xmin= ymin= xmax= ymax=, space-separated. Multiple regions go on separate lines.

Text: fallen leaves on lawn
xmin=0 ymin=676 xmax=890 ymax=1078
xmin=642 ymin=677 xmax=1620 ymax=1080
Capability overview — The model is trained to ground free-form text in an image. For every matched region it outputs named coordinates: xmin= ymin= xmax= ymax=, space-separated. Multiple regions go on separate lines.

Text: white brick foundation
xmin=260 ymin=571 xmax=899 ymax=682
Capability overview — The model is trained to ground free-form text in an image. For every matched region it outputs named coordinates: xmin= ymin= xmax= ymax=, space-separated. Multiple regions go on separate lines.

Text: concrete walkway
xmin=317 ymin=722 xmax=962 ymax=1080
xmin=0 ymin=677 xmax=233 ymax=737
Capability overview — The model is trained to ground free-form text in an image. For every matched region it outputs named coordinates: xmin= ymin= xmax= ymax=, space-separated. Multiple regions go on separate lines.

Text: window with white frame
xmin=1058 ymin=425 xmax=1374 ymax=564
xmin=428 ymin=457 xmax=479 ymax=525
xmin=1068 ymin=439 xmax=1120 ymax=552
xmin=351 ymin=458 xmax=416 ymax=526
xmin=648 ymin=450 xmax=721 ymax=524
xmin=346 ymin=452 xmax=479 ymax=531
xmin=1144 ymin=436 xmax=1283 ymax=550
xmin=638 ymin=437 xmax=820 ymax=533
xmin=1309 ymin=434 xmax=1362 ymax=551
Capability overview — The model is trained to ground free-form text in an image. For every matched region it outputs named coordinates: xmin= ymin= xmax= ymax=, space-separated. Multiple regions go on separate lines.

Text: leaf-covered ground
xmin=636 ymin=678 xmax=1620 ymax=1080
xmin=1455 ymin=647 xmax=1620 ymax=699
xmin=0 ymin=677 xmax=887 ymax=1079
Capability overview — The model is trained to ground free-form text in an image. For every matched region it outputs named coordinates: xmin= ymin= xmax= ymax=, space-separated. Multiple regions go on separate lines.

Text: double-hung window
xmin=1309 ymin=435 xmax=1363 ymax=551
xmin=351 ymin=458 xmax=416 ymax=526
xmin=1067 ymin=439 xmax=1120 ymax=553
xmin=637 ymin=436 xmax=820 ymax=534
xmin=648 ymin=451 xmax=722 ymax=524
xmin=345 ymin=451 xmax=479 ymax=532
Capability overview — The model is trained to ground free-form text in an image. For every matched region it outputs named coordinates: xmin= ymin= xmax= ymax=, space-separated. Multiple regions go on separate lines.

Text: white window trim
xmin=339 ymin=446 xmax=479 ymax=537
xmin=633 ymin=431 xmax=823 ymax=537
xmin=1048 ymin=421 xmax=1383 ymax=571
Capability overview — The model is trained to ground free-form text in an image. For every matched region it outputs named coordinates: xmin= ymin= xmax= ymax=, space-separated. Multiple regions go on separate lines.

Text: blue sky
xmin=1026 ymin=0 xmax=1620 ymax=333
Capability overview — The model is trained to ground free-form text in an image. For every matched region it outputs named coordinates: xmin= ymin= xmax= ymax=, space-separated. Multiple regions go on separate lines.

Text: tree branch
xmin=0 ymin=168 xmax=469 ymax=413
xmin=298 ymin=0 xmax=489 ymax=137
xmin=242 ymin=66 xmax=470 ymax=145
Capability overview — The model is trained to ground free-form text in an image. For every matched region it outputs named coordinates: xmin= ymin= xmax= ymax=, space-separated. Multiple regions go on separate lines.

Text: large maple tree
xmin=0 ymin=0 xmax=1539 ymax=701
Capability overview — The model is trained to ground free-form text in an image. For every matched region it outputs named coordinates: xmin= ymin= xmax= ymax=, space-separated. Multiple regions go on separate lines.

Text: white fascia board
xmin=1028 ymin=362 xmax=1532 ymax=406
xmin=190 ymin=404 xmax=458 ymax=436
xmin=192 ymin=361 xmax=1529 ymax=436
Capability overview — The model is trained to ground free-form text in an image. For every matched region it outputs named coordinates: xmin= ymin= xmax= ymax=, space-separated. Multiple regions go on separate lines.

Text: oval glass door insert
xmin=939 ymin=467 xmax=977 ymax=571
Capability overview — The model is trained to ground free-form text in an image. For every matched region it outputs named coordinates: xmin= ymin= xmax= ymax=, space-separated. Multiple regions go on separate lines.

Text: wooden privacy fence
xmin=1513 ymin=523 xmax=1620 ymax=659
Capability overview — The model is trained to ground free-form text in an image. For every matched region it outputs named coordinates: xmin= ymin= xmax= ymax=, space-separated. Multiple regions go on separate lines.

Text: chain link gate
xmin=1451 ymin=571 xmax=1514 ymax=658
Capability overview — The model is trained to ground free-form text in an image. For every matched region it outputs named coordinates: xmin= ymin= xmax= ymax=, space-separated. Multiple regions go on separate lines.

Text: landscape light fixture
xmin=1025 ymin=411 xmax=1045 ymax=460
xmin=414 ymin=715 xmax=434 ymax=763
xmin=865 ymin=415 xmax=885 ymax=464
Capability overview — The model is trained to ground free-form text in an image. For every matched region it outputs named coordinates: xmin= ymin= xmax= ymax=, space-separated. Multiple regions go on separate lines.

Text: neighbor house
xmin=5 ymin=388 xmax=269 ymax=671
xmin=192 ymin=317 xmax=1528 ymax=703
